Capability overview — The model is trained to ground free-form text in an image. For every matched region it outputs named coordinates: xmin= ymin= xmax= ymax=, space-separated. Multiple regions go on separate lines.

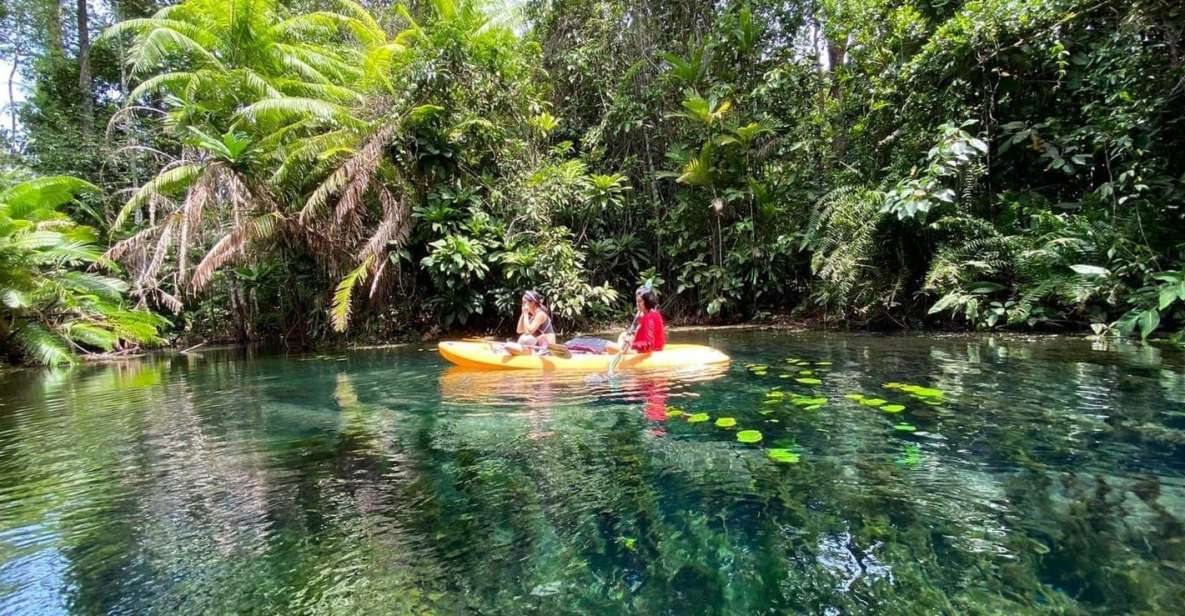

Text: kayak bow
xmin=437 ymin=340 xmax=730 ymax=371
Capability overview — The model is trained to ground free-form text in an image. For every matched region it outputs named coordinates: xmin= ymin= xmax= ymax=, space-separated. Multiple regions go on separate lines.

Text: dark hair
xmin=522 ymin=290 xmax=548 ymax=313
xmin=635 ymin=286 xmax=658 ymax=311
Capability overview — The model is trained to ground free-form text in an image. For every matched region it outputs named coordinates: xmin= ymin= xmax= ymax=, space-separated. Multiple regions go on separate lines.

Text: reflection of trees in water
xmin=402 ymin=336 xmax=1185 ymax=613
xmin=1 ymin=336 xmax=1182 ymax=613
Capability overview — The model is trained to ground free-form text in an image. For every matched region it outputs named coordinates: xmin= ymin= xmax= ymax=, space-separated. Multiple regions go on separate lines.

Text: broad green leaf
xmin=1137 ymin=309 xmax=1160 ymax=340
xmin=1159 ymin=287 xmax=1178 ymax=310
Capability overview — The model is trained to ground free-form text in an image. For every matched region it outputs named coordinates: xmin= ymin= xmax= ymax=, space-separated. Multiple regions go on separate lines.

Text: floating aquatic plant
xmin=715 ymin=417 xmax=737 ymax=428
xmin=767 ymin=449 xmax=800 ymax=464
xmin=815 ymin=361 xmax=832 ymax=366
xmin=666 ymin=409 xmax=684 ymax=418
xmin=796 ymin=378 xmax=822 ymax=385
xmin=687 ymin=413 xmax=710 ymax=423
xmin=885 ymin=382 xmax=944 ymax=399
xmin=880 ymin=404 xmax=905 ymax=413
xmin=895 ymin=443 xmax=922 ymax=466
xmin=844 ymin=393 xmax=865 ymax=400
xmin=798 ymin=370 xmax=814 ymax=376
xmin=893 ymin=423 xmax=917 ymax=432
xmin=737 ymin=430 xmax=763 ymax=443
xmin=860 ymin=398 xmax=887 ymax=407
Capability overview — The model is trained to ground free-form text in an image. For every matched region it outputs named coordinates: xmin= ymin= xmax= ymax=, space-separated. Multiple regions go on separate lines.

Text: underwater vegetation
xmin=0 ymin=332 xmax=1182 ymax=614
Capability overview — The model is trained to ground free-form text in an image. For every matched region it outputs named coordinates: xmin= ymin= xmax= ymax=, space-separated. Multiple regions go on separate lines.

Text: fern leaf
xmin=16 ymin=323 xmax=76 ymax=365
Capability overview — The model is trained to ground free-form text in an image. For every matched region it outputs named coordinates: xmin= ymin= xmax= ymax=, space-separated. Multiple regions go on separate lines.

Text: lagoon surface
xmin=0 ymin=331 xmax=1183 ymax=614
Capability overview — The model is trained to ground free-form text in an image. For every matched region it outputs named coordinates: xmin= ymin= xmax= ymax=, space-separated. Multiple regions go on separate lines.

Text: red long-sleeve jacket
xmin=631 ymin=310 xmax=666 ymax=352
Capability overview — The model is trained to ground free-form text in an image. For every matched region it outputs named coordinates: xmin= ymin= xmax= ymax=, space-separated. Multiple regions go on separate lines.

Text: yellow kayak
xmin=437 ymin=340 xmax=730 ymax=371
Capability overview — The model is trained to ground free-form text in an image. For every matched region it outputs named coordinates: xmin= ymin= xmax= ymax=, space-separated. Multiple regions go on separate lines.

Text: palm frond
xmin=237 ymin=97 xmax=364 ymax=128
xmin=331 ymin=254 xmax=375 ymax=332
xmin=127 ymin=71 xmax=198 ymax=101
xmin=131 ymin=27 xmax=225 ymax=76
xmin=0 ymin=176 xmax=98 ymax=218
xmin=191 ymin=212 xmax=286 ymax=291
xmin=301 ymin=124 xmax=395 ymax=223
xmin=66 ymin=323 xmax=120 ymax=352
xmin=59 ymin=272 xmax=129 ymax=299
xmin=113 ymin=164 xmax=201 ymax=231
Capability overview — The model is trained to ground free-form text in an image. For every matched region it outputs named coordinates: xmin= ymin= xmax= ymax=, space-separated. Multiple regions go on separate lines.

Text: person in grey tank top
xmin=505 ymin=290 xmax=555 ymax=355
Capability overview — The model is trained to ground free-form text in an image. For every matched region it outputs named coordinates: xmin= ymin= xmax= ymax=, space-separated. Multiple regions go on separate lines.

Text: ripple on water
xmin=0 ymin=332 xmax=1182 ymax=614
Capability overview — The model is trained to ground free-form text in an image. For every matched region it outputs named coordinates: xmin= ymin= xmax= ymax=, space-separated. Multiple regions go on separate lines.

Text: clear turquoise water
xmin=0 ymin=330 xmax=1183 ymax=614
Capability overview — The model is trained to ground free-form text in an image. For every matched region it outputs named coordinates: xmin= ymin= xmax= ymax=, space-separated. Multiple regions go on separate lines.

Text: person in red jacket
xmin=629 ymin=287 xmax=665 ymax=352
xmin=607 ymin=286 xmax=665 ymax=354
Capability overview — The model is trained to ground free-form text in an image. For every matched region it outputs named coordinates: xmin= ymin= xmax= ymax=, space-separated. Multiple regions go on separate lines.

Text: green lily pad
xmin=883 ymin=382 xmax=905 ymax=389
xmin=715 ymin=417 xmax=737 ymax=428
xmin=860 ymin=398 xmax=887 ymax=407
xmin=880 ymin=404 xmax=906 ymax=413
xmin=798 ymin=370 xmax=814 ymax=376
xmin=893 ymin=423 xmax=917 ymax=432
xmin=666 ymin=409 xmax=684 ymax=418
xmin=736 ymin=430 xmax=763 ymax=444
xmin=900 ymin=384 xmax=943 ymax=398
xmin=796 ymin=377 xmax=823 ymax=385
xmin=803 ymin=404 xmax=824 ymax=412
xmin=844 ymin=393 xmax=865 ymax=400
xmin=778 ymin=374 xmax=791 ymax=379
xmin=768 ymin=449 xmax=801 ymax=464
xmin=815 ymin=361 xmax=832 ymax=366
xmin=687 ymin=413 xmax=710 ymax=423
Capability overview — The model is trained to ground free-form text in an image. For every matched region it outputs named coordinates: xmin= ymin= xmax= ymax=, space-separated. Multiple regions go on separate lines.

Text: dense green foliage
xmin=0 ymin=172 xmax=166 ymax=364
xmin=2 ymin=0 xmax=1183 ymax=349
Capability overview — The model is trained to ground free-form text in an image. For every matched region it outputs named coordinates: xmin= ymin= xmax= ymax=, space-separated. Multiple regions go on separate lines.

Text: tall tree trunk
xmin=46 ymin=0 xmax=63 ymax=58
xmin=826 ymin=33 xmax=849 ymax=161
xmin=77 ymin=0 xmax=92 ymax=134
xmin=7 ymin=51 xmax=18 ymax=152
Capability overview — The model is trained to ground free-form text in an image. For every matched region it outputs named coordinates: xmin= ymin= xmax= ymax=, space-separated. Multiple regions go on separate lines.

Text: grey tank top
xmin=532 ymin=311 xmax=554 ymax=336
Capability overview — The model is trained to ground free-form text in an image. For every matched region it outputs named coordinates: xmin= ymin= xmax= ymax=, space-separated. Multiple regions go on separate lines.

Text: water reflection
xmin=437 ymin=364 xmax=729 ymax=409
xmin=0 ymin=332 xmax=1181 ymax=614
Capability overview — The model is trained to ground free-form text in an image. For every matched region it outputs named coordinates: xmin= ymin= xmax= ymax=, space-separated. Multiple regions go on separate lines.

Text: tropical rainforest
xmin=0 ymin=0 xmax=1182 ymax=364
